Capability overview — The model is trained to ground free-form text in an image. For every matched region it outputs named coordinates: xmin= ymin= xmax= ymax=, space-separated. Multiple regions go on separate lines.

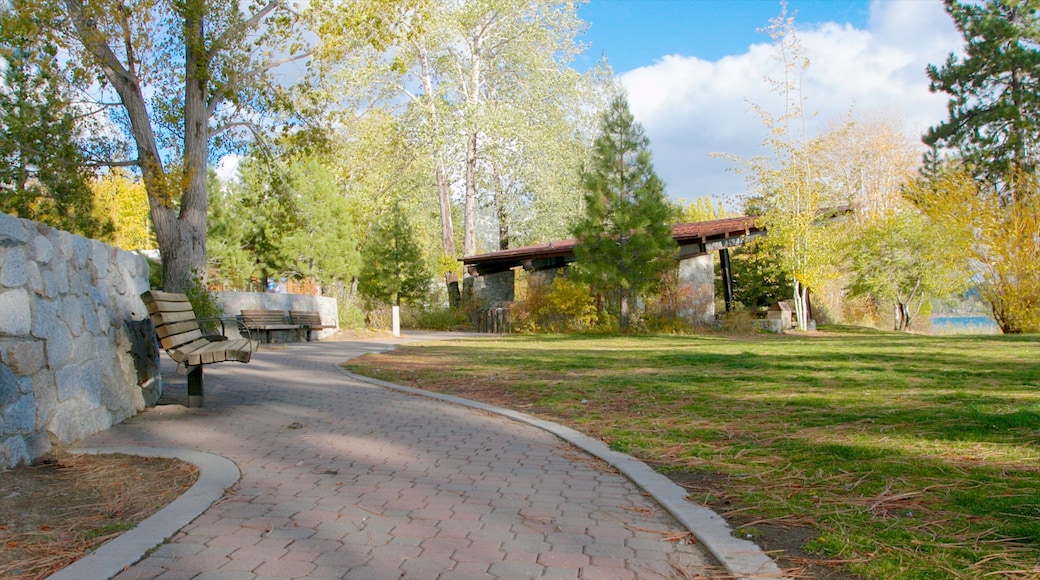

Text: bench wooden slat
xmin=158 ymin=329 xmax=204 ymax=352
xmin=142 ymin=291 xmax=195 ymax=312
xmin=150 ymin=309 xmax=198 ymax=326
xmin=240 ymin=310 xmax=293 ymax=325
xmin=155 ymin=320 xmax=204 ymax=341
xmin=289 ymin=311 xmax=334 ymax=329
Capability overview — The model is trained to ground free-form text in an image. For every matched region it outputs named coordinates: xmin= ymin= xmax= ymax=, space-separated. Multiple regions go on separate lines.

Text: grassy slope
xmin=346 ymin=328 xmax=1040 ymax=579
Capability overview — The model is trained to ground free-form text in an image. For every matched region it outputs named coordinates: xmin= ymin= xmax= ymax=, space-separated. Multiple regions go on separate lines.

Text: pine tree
xmin=924 ymin=0 xmax=1040 ymax=201
xmin=359 ymin=204 xmax=431 ymax=307
xmin=572 ymin=94 xmax=677 ymax=332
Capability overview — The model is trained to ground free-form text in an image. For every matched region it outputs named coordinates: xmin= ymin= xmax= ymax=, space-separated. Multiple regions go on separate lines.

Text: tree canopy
xmin=0 ymin=0 xmax=331 ymax=291
xmin=0 ymin=1 xmax=110 ymax=238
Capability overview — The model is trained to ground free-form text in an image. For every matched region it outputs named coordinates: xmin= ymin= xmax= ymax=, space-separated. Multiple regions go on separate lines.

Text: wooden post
xmin=719 ymin=248 xmax=734 ymax=312
xmin=187 ymin=365 xmax=204 ymax=408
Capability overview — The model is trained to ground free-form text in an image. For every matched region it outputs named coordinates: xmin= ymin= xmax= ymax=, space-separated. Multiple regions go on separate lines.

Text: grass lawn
xmin=345 ymin=327 xmax=1040 ymax=579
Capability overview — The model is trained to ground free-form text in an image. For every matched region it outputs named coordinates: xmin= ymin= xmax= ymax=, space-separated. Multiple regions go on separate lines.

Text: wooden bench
xmin=239 ymin=309 xmax=301 ymax=343
xmin=289 ymin=310 xmax=335 ymax=341
xmin=141 ymin=290 xmax=259 ymax=407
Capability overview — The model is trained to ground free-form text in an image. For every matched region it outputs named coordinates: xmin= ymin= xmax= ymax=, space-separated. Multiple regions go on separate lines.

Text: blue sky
xmin=572 ymin=0 xmax=964 ymax=210
xmin=578 ymin=0 xmax=872 ymax=72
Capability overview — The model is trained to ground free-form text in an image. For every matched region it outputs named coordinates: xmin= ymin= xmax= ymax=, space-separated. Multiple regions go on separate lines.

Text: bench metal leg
xmin=187 ymin=365 xmax=204 ymax=408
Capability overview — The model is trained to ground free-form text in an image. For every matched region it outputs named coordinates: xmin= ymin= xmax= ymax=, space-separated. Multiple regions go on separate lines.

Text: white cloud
xmin=620 ymin=0 xmax=962 ymax=211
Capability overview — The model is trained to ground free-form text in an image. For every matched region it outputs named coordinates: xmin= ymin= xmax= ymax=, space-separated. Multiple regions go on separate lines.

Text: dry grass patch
xmin=0 ymin=452 xmax=197 ymax=579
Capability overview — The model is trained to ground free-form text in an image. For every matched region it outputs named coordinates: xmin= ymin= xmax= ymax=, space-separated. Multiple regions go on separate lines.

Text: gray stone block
xmin=89 ymin=242 xmax=111 ymax=281
xmin=0 ymin=363 xmax=18 ymax=406
xmin=33 ymin=370 xmax=58 ymax=427
xmin=61 ymin=295 xmax=86 ymax=337
xmin=26 ymin=261 xmax=42 ymax=294
xmin=0 ymin=338 xmax=45 ymax=376
xmin=0 ymin=288 xmax=31 ymax=335
xmin=0 ymin=211 xmax=29 ymax=244
xmin=25 ymin=430 xmax=51 ymax=459
xmin=72 ymin=235 xmax=90 ymax=268
xmin=3 ymin=392 xmax=35 ymax=433
xmin=1 ymin=247 xmax=27 ymax=288
xmin=2 ymin=435 xmax=29 ymax=468
xmin=51 ymin=256 xmax=69 ymax=294
xmin=49 ymin=403 xmax=111 ymax=444
xmin=83 ymin=302 xmax=101 ymax=335
xmin=33 ymin=234 xmax=54 ymax=264
xmin=56 ymin=361 xmax=93 ymax=402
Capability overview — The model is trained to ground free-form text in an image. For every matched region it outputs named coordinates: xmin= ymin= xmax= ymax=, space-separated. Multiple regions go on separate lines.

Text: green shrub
xmin=402 ymin=305 xmax=468 ymax=330
xmin=336 ymin=292 xmax=367 ymax=329
xmin=516 ymin=276 xmax=600 ymax=333
xmin=184 ymin=274 xmax=224 ymax=334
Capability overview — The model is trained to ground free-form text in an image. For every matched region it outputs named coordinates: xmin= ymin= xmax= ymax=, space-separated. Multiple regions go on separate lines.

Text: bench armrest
xmin=197 ymin=317 xmax=258 ymax=343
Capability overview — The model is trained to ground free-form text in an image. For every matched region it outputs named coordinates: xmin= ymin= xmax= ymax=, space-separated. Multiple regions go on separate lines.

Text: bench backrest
xmin=140 ymin=290 xmax=204 ymax=352
xmin=240 ymin=309 xmax=292 ymax=326
xmin=289 ymin=311 xmax=323 ymax=326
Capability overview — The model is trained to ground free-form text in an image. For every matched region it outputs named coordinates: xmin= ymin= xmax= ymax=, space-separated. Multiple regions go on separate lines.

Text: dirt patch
xmin=0 ymin=452 xmax=197 ymax=580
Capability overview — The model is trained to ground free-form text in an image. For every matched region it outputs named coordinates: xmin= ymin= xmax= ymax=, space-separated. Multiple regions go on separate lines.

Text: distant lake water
xmin=929 ymin=315 xmax=1001 ymax=334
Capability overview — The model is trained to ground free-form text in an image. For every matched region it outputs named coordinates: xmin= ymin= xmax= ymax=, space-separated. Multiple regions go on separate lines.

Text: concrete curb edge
xmin=49 ymin=447 xmax=240 ymax=580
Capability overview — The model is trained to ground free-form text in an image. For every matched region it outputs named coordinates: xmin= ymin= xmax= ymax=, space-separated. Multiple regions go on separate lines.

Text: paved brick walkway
xmin=81 ymin=336 xmax=717 ymax=579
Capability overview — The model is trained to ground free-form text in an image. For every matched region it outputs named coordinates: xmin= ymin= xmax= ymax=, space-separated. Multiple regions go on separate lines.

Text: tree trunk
xmin=170 ymin=5 xmax=210 ymax=293
xmin=463 ymin=30 xmax=483 ymax=259
xmin=418 ymin=45 xmax=459 ymax=298
xmin=793 ymin=280 xmax=809 ymax=331
xmin=495 ymin=173 xmax=509 ymax=250
xmin=464 ymin=130 xmax=479 ymax=258
xmin=619 ymin=290 xmax=630 ymax=332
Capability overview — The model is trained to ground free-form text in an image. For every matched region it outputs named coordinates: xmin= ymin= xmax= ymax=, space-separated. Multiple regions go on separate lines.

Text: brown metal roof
xmin=462 ymin=215 xmax=762 ymax=273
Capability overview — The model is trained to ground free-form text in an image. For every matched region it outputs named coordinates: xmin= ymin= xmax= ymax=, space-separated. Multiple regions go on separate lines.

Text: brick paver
xmin=84 ymin=337 xmax=716 ymax=579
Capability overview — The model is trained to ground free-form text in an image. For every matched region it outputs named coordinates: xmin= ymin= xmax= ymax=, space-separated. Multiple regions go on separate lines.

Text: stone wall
xmin=0 ymin=213 xmax=157 ymax=469
xmin=678 ymin=253 xmax=716 ymax=323
xmin=214 ymin=292 xmax=338 ymax=340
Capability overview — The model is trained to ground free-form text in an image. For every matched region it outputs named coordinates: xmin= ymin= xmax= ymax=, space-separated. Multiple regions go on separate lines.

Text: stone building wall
xmin=678 ymin=253 xmax=716 ymax=323
xmin=0 ymin=213 xmax=156 ymax=469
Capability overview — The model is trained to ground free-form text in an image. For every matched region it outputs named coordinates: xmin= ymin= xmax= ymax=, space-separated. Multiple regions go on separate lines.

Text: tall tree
xmin=736 ymin=9 xmax=839 ymax=331
xmin=816 ymin=112 xmax=966 ymax=331
xmin=572 ymin=93 xmax=677 ymax=332
xmin=924 ymin=0 xmax=1040 ymax=201
xmin=445 ymin=0 xmax=586 ymax=257
xmin=3 ymin=0 xmax=376 ymax=291
xmin=842 ymin=210 xmax=966 ymax=331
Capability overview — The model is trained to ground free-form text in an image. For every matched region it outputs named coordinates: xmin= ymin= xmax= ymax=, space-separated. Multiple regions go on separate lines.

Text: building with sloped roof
xmin=460 ymin=215 xmax=764 ymax=325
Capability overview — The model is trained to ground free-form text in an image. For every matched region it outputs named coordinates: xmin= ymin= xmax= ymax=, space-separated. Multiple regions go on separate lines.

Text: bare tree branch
xmin=84 ymin=158 xmax=140 ymax=168
xmin=210 ymin=120 xmax=262 ymax=140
